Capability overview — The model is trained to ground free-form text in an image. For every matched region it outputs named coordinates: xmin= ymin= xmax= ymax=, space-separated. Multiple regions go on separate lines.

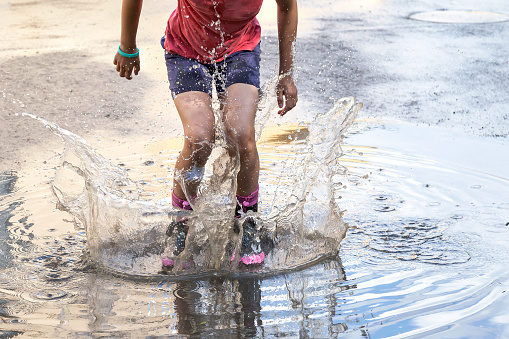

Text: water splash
xmin=23 ymin=95 xmax=361 ymax=276
xmin=262 ymin=98 xmax=361 ymax=270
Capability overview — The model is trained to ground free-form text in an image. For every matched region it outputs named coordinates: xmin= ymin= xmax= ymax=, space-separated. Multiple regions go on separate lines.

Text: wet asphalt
xmin=275 ymin=0 xmax=509 ymax=139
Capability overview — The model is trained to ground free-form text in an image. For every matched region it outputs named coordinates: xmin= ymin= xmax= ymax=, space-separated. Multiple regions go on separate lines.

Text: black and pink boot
xmin=235 ymin=187 xmax=265 ymax=265
xmin=161 ymin=192 xmax=193 ymax=271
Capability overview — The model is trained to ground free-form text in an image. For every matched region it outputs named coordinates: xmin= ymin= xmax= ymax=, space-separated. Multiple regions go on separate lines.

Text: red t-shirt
xmin=164 ymin=0 xmax=263 ymax=63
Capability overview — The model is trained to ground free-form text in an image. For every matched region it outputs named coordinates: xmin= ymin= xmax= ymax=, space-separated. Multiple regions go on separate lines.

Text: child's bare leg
xmin=172 ymin=91 xmax=215 ymax=201
xmin=223 ymin=83 xmax=260 ymax=196
xmin=224 ymin=83 xmax=265 ymax=264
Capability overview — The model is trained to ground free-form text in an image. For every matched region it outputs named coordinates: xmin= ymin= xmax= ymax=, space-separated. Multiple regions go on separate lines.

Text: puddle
xmin=409 ymin=10 xmax=509 ymax=24
xmin=1 ymin=116 xmax=509 ymax=336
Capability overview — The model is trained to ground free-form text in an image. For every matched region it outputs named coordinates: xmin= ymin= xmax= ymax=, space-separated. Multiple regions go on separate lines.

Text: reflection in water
xmin=0 ymin=172 xmax=17 ymax=271
xmin=81 ymin=258 xmax=349 ymax=337
xmin=172 ymin=277 xmax=263 ymax=337
xmin=347 ymin=218 xmax=471 ymax=265
xmin=1 ymin=115 xmax=509 ymax=336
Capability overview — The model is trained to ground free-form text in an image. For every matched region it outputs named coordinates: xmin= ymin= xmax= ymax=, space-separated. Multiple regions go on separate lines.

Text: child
xmin=113 ymin=0 xmax=298 ymax=267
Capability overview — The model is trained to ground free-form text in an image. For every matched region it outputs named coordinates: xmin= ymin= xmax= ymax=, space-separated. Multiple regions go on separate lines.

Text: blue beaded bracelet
xmin=118 ymin=45 xmax=139 ymax=58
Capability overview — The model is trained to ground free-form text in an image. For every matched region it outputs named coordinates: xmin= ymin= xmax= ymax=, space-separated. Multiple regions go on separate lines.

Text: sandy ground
xmin=1 ymin=0 xmax=509 ymax=174
xmin=0 ymin=0 xmax=181 ymax=173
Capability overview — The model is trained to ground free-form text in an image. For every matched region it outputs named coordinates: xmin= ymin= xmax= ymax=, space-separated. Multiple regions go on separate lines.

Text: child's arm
xmin=275 ymin=0 xmax=298 ymax=116
xmin=113 ymin=0 xmax=143 ymax=80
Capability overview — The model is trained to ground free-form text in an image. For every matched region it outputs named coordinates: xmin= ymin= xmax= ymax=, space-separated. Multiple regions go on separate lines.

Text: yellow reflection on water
xmin=258 ymin=123 xmax=309 ymax=145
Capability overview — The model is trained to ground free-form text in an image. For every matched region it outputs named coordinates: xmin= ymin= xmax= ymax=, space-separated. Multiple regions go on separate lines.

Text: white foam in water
xmin=23 ymin=95 xmax=362 ymax=276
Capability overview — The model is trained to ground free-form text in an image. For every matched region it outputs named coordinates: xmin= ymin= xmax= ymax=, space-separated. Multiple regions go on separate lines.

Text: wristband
xmin=118 ymin=45 xmax=139 ymax=58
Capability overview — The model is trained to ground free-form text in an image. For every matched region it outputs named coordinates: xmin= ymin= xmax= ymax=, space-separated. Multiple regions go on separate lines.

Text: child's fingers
xmin=113 ymin=53 xmax=140 ymax=79
xmin=276 ymin=78 xmax=298 ymax=116
xmin=119 ymin=64 xmax=127 ymax=78
xmin=277 ymin=92 xmax=284 ymax=109
xmin=125 ymin=65 xmax=133 ymax=80
xmin=276 ymin=86 xmax=284 ymax=108
xmin=280 ymin=94 xmax=297 ymax=116
xmin=277 ymin=91 xmax=286 ymax=115
xmin=115 ymin=55 xmax=121 ymax=72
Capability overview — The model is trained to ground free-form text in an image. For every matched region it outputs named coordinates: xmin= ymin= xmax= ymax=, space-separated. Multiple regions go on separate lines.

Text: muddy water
xmin=1 ymin=111 xmax=509 ymax=336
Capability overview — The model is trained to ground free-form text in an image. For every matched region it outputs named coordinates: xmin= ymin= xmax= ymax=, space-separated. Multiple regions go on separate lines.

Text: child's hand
xmin=276 ymin=75 xmax=298 ymax=116
xmin=113 ymin=50 xmax=140 ymax=80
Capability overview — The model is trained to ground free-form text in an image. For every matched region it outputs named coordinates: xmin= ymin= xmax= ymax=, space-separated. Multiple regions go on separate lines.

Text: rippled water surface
xmin=1 ymin=115 xmax=509 ymax=337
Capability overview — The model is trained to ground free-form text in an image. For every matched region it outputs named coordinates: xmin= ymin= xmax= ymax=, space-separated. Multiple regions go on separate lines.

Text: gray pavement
xmin=286 ymin=0 xmax=509 ymax=138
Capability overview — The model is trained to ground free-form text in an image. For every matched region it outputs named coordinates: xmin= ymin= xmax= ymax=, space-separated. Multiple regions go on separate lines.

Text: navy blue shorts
xmin=161 ymin=36 xmax=261 ymax=98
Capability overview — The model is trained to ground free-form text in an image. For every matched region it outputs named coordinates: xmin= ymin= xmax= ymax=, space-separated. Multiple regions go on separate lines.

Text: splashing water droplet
xmin=25 ymin=97 xmax=362 ymax=276
xmin=374 ymin=206 xmax=396 ymax=212
xmin=34 ymin=288 xmax=67 ymax=300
